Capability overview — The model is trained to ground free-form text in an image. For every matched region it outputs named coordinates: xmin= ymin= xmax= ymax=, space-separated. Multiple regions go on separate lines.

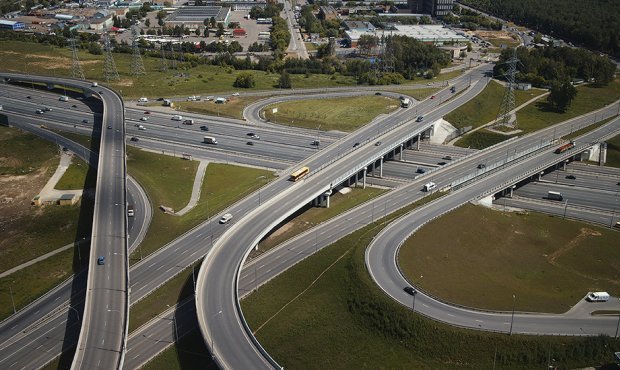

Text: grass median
xmin=241 ymin=195 xmax=616 ymax=368
xmin=445 ymin=80 xmax=546 ymax=130
xmin=127 ymin=148 xmax=274 ymax=262
xmin=174 ymin=96 xmax=265 ymax=120
xmin=252 ymin=187 xmax=387 ymax=259
xmin=262 ymin=95 xmax=399 ymax=132
xmin=54 ymin=156 xmax=89 ymax=190
xmin=605 ymin=134 xmax=620 ymax=168
xmin=399 ymin=204 xmax=620 ymax=313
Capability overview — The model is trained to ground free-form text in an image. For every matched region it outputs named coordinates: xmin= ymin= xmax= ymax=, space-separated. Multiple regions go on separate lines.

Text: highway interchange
xmin=0 ymin=64 xmax=619 ymax=369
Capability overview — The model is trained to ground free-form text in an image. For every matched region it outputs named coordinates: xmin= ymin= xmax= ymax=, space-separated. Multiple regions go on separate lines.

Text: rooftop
xmin=166 ymin=6 xmax=229 ymax=23
xmin=346 ymin=25 xmax=468 ymax=44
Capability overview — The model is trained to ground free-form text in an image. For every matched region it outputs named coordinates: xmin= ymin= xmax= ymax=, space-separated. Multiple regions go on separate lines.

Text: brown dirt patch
xmin=115 ymin=79 xmax=135 ymax=87
xmin=473 ymin=30 xmax=515 ymax=40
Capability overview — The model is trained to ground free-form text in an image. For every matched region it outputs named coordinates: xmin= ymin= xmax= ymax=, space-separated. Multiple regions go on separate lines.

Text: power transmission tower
xmin=102 ymin=28 xmax=119 ymax=82
xmin=494 ymin=48 xmax=519 ymax=128
xmin=160 ymin=46 xmax=168 ymax=72
xmin=69 ymin=34 xmax=85 ymax=80
xmin=130 ymin=16 xmax=146 ymax=77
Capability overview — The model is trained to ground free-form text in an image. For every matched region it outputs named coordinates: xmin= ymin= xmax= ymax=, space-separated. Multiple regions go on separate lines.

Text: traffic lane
xmin=514 ymin=181 xmax=620 ymax=211
xmin=541 ymin=169 xmax=620 ymax=192
xmin=496 ymin=197 xmax=614 ymax=226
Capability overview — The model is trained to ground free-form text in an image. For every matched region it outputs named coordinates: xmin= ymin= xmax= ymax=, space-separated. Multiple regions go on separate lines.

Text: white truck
xmin=547 ymin=191 xmax=563 ymax=201
xmin=585 ymin=291 xmax=610 ymax=302
xmin=127 ymin=204 xmax=134 ymax=217
xmin=203 ymin=136 xmax=217 ymax=144
xmin=172 ymin=115 xmax=183 ymax=121
xmin=400 ymin=98 xmax=411 ymax=108
xmin=423 ymin=182 xmax=436 ymax=192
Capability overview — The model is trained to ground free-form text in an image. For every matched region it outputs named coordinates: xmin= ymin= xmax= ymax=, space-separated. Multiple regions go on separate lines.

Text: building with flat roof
xmin=166 ymin=6 xmax=231 ymax=28
xmin=318 ymin=6 xmax=338 ymax=21
xmin=407 ymin=0 xmax=454 ymax=17
xmin=0 ymin=19 xmax=26 ymax=30
xmin=345 ymin=24 xmax=467 ymax=48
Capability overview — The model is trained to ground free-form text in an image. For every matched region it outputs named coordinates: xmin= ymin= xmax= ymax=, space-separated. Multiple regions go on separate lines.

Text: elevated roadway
xmin=0 ymin=73 xmax=130 ymax=369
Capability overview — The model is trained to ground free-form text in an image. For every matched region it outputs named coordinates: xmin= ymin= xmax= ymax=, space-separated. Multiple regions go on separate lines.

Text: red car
xmin=144 ymin=111 xmax=151 ymax=115
xmin=430 ymin=95 xmax=436 ymax=99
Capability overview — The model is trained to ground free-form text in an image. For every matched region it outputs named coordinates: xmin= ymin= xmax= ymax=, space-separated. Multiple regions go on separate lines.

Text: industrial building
xmin=0 ymin=19 xmax=26 ymax=30
xmin=166 ymin=6 xmax=231 ymax=28
xmin=345 ymin=24 xmax=468 ymax=48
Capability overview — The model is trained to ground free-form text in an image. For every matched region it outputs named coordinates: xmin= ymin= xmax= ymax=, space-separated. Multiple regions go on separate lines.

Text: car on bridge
xmin=443 ymin=155 xmax=452 ymax=160
xmin=200 ymin=125 xmax=209 ymax=131
xmin=130 ymin=137 xmax=139 ymax=142
xmin=477 ymin=163 xmax=486 ymax=169
xmin=246 ymin=141 xmax=254 ymax=146
xmin=566 ymin=174 xmax=576 ymax=179
xmin=353 ymin=142 xmax=360 ymax=148
xmin=375 ymin=141 xmax=382 ymax=146
xmin=97 ymin=256 xmax=105 ymax=265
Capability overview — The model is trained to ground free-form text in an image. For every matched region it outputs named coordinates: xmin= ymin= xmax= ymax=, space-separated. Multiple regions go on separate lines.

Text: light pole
xmin=615 ymin=313 xmax=620 ymax=339
xmin=8 ymin=285 xmax=16 ymax=314
xmin=563 ymin=199 xmax=568 ymax=219
xmin=412 ymin=290 xmax=417 ymax=312
xmin=316 ymin=124 xmax=321 ymax=149
xmin=256 ymin=175 xmax=266 ymax=205
xmin=509 ymin=294 xmax=516 ymax=335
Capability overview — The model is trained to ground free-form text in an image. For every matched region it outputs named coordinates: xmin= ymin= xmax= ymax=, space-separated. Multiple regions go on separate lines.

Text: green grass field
xmin=54 ymin=156 xmax=90 ymax=190
xmin=129 ymin=262 xmax=199 ymax=332
xmin=262 ymin=95 xmax=399 ymax=132
xmin=0 ymin=40 xmax=358 ymax=98
xmin=399 ymin=204 xmax=620 ymax=313
xmin=516 ymin=79 xmax=620 ymax=133
xmin=253 ymin=187 xmax=386 ymax=258
xmin=445 ymin=80 xmax=546 ymax=129
xmin=0 ymin=125 xmax=58 ymax=175
xmin=240 ymin=201 xmax=615 ymax=368
xmin=174 ymin=96 xmax=265 ymax=120
xmin=127 ymin=148 xmax=274 ymax=261
xmin=454 ymin=129 xmax=517 ymax=148
xmin=0 ymin=248 xmax=79 ymax=321
xmin=387 ymin=87 xmax=439 ymax=101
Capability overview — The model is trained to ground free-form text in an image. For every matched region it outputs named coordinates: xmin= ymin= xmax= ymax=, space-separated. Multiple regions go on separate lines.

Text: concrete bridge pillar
xmin=46 ymin=83 xmax=54 ymax=90
xmin=379 ymin=157 xmax=383 ymax=178
xmin=416 ymin=134 xmax=421 ymax=150
xmin=363 ymin=168 xmax=367 ymax=189
xmin=399 ymin=144 xmax=404 ymax=161
xmin=599 ymin=142 xmax=607 ymax=166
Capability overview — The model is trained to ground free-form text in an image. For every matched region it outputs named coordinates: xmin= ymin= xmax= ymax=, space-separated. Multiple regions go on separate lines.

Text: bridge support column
xmin=416 ymin=134 xmax=421 ymax=150
xmin=599 ymin=142 xmax=607 ymax=166
xmin=379 ymin=157 xmax=383 ymax=178
xmin=362 ymin=168 xmax=367 ymax=189
xmin=508 ymin=187 xmax=513 ymax=198
xmin=46 ymin=83 xmax=54 ymax=90
xmin=399 ymin=144 xmax=403 ymax=161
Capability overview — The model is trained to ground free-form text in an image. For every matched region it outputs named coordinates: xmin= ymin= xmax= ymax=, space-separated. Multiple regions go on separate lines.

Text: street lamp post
xmin=211 ymin=310 xmax=223 ymax=359
xmin=9 ymin=285 xmax=16 ymax=314
xmin=412 ymin=290 xmax=417 ymax=312
xmin=509 ymin=294 xmax=516 ymax=335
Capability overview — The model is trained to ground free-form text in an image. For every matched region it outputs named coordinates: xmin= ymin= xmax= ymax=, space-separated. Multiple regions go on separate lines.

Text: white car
xmin=232 ymin=92 xmax=240 ymax=96
xmin=140 ymin=116 xmax=148 ymax=121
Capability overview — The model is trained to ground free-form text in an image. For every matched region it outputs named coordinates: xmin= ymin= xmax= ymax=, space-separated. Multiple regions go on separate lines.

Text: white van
xmin=138 ymin=97 xmax=148 ymax=103
xmin=59 ymin=96 xmax=69 ymax=102
xmin=138 ymin=125 xmax=146 ymax=130
xmin=586 ymin=292 xmax=610 ymax=302
xmin=423 ymin=182 xmax=437 ymax=192
xmin=172 ymin=115 xmax=183 ymax=121
xmin=219 ymin=213 xmax=233 ymax=224
xmin=91 ymin=82 xmax=98 ymax=87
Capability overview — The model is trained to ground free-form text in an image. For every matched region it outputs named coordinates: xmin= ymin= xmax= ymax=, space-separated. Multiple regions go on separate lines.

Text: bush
xmin=233 ymin=72 xmax=256 ymax=88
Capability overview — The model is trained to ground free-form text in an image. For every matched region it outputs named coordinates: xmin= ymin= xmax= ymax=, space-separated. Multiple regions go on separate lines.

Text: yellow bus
xmin=290 ymin=166 xmax=309 ymax=182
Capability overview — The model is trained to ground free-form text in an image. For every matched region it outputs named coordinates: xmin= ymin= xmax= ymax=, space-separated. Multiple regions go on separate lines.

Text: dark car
xmin=200 ymin=125 xmax=209 ymax=131
xmin=566 ymin=174 xmax=576 ymax=180
xmin=353 ymin=142 xmax=360 ymax=148
xmin=477 ymin=163 xmax=486 ymax=169
xmin=375 ymin=92 xmax=382 ymax=95
xmin=247 ymin=132 xmax=255 ymax=136
xmin=72 ymin=104 xmax=78 ymax=108
xmin=246 ymin=141 xmax=254 ymax=145
xmin=437 ymin=161 xmax=447 ymax=166
xmin=443 ymin=155 xmax=453 ymax=160
xmin=144 ymin=111 xmax=151 ymax=115
xmin=130 ymin=136 xmax=139 ymax=142
xmin=82 ymin=119 xmax=88 ymax=123
xmin=26 ymin=95 xmax=31 ymax=99
xmin=430 ymin=95 xmax=436 ymax=99
xmin=375 ymin=141 xmax=382 ymax=146
xmin=97 ymin=256 xmax=105 ymax=265
xmin=404 ymin=286 xmax=416 ymax=295
xmin=107 ymin=125 xmax=112 ymax=129
xmin=416 ymin=168 xmax=426 ymax=174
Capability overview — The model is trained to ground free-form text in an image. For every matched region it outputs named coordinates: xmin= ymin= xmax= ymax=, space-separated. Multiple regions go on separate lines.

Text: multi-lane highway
xmin=1 ymin=64 xmax=618 ymax=369
xmin=0 ymin=73 xmax=130 ymax=369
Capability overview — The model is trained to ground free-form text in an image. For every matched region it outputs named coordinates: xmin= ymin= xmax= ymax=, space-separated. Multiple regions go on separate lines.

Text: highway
xmin=0 ymin=73 xmax=130 ymax=370
xmin=366 ymin=117 xmax=620 ymax=336
xmin=0 ymin=66 xmax=617 ymax=368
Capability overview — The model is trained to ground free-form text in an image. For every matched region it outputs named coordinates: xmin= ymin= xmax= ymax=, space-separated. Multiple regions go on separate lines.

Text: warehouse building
xmin=0 ymin=19 xmax=26 ymax=30
xmin=166 ymin=6 xmax=231 ymax=28
xmin=408 ymin=0 xmax=454 ymax=17
xmin=345 ymin=24 xmax=467 ymax=48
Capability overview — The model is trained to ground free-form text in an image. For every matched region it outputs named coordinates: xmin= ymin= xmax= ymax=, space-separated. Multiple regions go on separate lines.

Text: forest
xmin=461 ymin=0 xmax=620 ymax=57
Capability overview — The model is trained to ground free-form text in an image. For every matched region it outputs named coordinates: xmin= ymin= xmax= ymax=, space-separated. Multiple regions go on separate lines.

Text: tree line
xmin=461 ymin=0 xmax=620 ymax=57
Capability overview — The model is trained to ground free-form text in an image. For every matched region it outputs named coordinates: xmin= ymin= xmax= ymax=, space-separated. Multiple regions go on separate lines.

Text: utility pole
xmin=102 ymin=28 xmax=119 ymax=82
xmin=130 ymin=16 xmax=146 ymax=77
xmin=70 ymin=33 xmax=85 ymax=80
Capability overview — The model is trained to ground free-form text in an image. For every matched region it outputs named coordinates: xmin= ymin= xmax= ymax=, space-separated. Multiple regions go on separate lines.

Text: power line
xmin=494 ymin=48 xmax=519 ymax=129
xmin=102 ymin=28 xmax=119 ymax=82
xmin=130 ymin=16 xmax=146 ymax=77
xmin=70 ymin=34 xmax=85 ymax=80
